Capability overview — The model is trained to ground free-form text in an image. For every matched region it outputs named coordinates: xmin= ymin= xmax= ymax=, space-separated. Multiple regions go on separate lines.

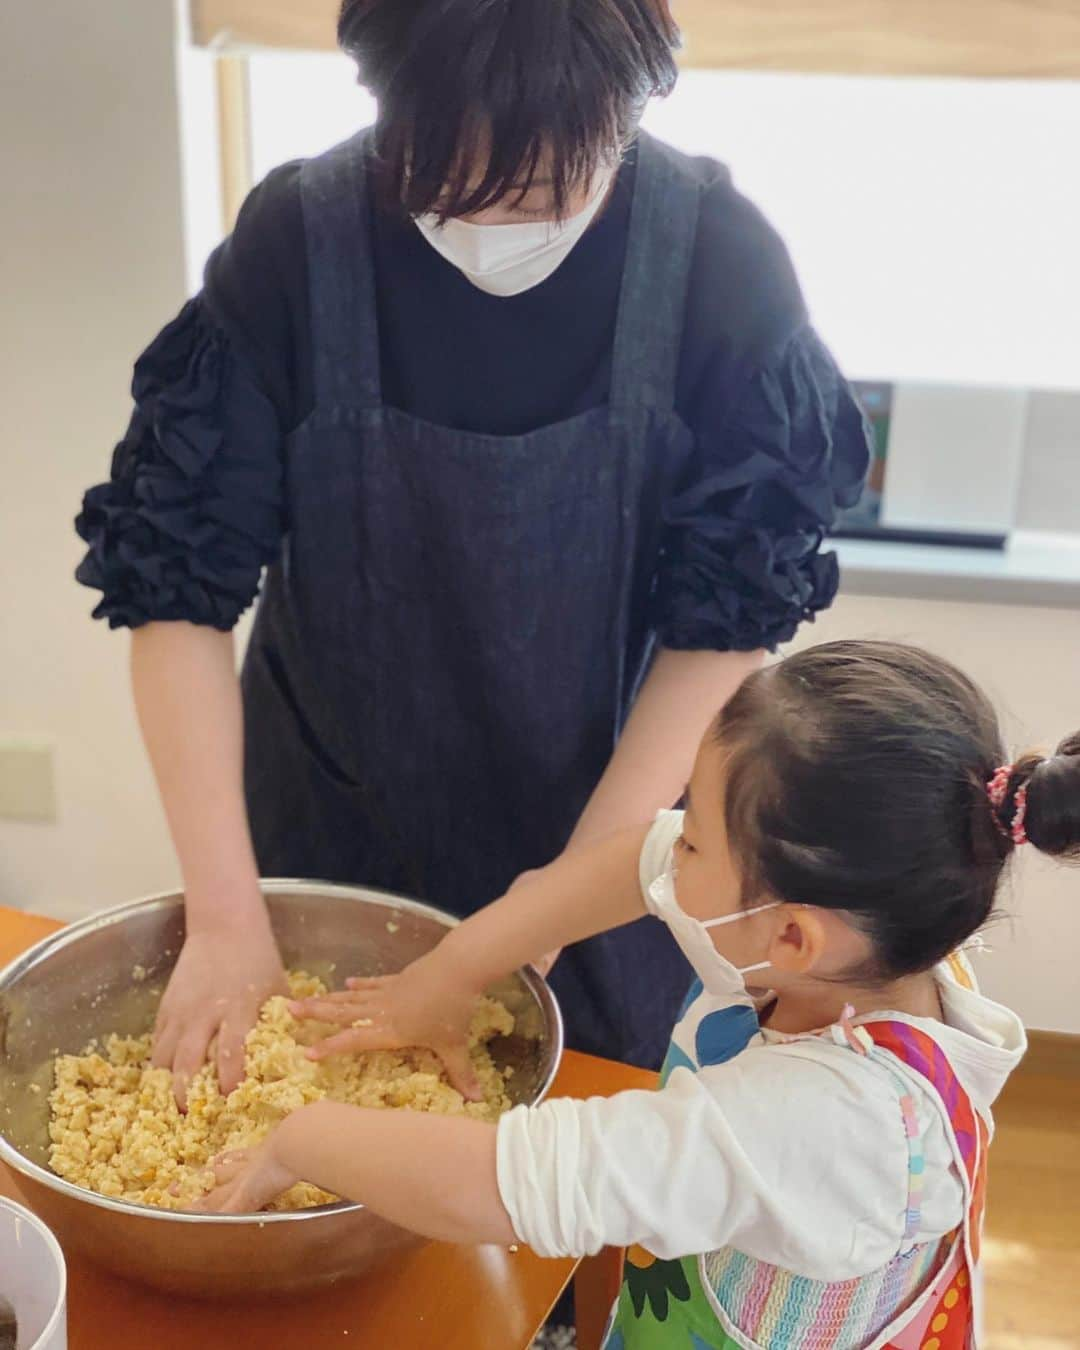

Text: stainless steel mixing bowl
xmin=0 ymin=883 xmax=563 ymax=1298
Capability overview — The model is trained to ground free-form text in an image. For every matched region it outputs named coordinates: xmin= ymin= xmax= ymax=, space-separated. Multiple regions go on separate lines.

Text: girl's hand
xmin=508 ymin=867 xmax=561 ymax=976
xmin=289 ymin=952 xmax=484 ymax=1100
xmin=194 ymin=1137 xmax=298 ymax=1215
xmin=533 ymin=949 xmax=561 ymax=977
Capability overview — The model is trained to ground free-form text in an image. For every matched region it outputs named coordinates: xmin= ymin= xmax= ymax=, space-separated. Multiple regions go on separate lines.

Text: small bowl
xmin=0 ymin=1197 xmax=67 ymax=1350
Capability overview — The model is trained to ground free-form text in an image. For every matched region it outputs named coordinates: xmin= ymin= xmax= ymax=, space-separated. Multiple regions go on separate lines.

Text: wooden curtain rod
xmin=191 ymin=0 xmax=1080 ymax=79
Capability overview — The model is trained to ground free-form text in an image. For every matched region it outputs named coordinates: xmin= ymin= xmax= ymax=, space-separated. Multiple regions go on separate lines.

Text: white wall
xmin=0 ymin=1 xmax=188 ymax=914
xmin=788 ymin=594 xmax=1080 ymax=1034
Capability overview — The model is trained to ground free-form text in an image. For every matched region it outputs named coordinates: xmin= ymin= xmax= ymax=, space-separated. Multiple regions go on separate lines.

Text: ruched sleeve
xmin=75 ymin=297 xmax=284 ymax=630
xmin=655 ymin=325 xmax=870 ymax=652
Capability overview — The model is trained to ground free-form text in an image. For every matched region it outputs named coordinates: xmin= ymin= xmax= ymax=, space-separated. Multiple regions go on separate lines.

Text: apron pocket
xmin=256 ymin=642 xmax=365 ymax=790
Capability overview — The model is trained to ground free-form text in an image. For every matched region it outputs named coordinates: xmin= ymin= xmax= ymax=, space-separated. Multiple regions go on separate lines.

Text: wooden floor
xmin=983 ymin=1036 xmax=1080 ymax=1348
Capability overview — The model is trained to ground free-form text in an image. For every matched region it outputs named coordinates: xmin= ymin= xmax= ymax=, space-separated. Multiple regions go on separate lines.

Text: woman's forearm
xmin=278 ymin=1103 xmax=513 ymax=1245
xmin=131 ymin=622 xmax=263 ymax=929
xmin=568 ymin=647 xmax=764 ymax=850
xmin=135 ymin=623 xmax=286 ymax=1096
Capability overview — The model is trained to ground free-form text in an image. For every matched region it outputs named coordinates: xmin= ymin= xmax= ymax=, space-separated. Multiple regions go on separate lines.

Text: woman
xmin=76 ymin=0 xmax=869 ymax=1105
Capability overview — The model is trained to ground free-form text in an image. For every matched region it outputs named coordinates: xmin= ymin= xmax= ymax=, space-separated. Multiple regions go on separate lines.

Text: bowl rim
xmin=0 ymin=1195 xmax=68 ymax=1347
xmin=0 ymin=880 xmax=563 ymax=1227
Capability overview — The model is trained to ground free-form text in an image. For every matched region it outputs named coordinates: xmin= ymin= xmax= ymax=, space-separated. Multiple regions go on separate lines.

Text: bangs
xmin=374 ymin=103 xmax=615 ymax=223
xmin=339 ymin=0 xmax=680 ymax=221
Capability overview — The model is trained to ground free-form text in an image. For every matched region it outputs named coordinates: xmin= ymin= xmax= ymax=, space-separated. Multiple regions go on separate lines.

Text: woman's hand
xmin=195 ymin=1136 xmax=298 ymax=1215
xmin=152 ymin=912 xmax=288 ymax=1109
xmin=131 ymin=626 xmax=290 ymax=1109
xmin=289 ymin=951 xmax=483 ymax=1099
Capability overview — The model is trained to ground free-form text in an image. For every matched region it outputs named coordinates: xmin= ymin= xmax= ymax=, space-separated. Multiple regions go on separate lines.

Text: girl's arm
xmin=290 ymin=825 xmax=656 ymax=1088
xmin=567 ymin=648 xmax=763 ymax=850
xmin=521 ymin=648 xmax=759 ymax=972
xmin=442 ymin=825 xmax=652 ymax=989
xmin=200 ymin=1102 xmax=512 ymax=1245
xmin=201 ymin=1040 xmax=935 ymax=1273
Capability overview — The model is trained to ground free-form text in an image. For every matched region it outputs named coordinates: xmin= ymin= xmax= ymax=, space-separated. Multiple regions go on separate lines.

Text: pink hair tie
xmin=1010 ymin=785 xmax=1030 ymax=846
xmin=987 ymin=765 xmax=1030 ymax=846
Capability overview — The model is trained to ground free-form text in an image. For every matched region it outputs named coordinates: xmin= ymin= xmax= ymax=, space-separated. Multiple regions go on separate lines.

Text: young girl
xmin=200 ymin=641 xmax=1073 ymax=1349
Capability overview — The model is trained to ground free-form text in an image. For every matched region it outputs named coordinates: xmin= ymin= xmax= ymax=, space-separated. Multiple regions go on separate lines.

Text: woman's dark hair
xmin=337 ymin=0 xmax=680 ymax=219
xmin=716 ymin=641 xmax=1080 ymax=982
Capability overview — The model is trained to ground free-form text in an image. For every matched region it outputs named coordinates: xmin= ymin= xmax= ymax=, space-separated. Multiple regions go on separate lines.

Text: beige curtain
xmin=191 ymin=0 xmax=1080 ymax=78
xmin=191 ymin=0 xmax=338 ymax=52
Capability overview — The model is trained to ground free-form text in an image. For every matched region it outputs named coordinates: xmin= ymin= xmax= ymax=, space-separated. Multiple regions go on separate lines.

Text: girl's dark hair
xmin=337 ymin=0 xmax=680 ymax=219
xmin=716 ymin=641 xmax=1080 ymax=982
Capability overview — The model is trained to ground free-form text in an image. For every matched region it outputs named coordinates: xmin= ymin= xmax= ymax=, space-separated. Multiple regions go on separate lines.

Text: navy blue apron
xmin=242 ymin=130 xmax=699 ymax=1070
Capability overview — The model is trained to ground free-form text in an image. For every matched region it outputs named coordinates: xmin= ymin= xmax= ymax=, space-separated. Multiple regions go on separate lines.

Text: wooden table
xmin=0 ymin=907 xmax=651 ymax=1350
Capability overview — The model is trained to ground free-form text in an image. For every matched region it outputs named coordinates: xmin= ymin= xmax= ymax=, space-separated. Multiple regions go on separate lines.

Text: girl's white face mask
xmin=413 ymin=174 xmax=612 ymax=297
xmin=649 ymin=865 xmax=780 ymax=999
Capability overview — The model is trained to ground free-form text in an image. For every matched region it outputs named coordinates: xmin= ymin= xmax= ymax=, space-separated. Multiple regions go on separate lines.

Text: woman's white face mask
xmin=413 ymin=173 xmax=613 ymax=297
xmin=649 ymin=863 xmax=780 ymax=999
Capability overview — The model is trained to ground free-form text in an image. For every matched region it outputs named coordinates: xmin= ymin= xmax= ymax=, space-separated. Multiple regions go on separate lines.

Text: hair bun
xmin=1023 ymin=734 xmax=1080 ymax=858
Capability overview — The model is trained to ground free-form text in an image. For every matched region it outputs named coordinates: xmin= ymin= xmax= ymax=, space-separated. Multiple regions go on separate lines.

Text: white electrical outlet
xmin=0 ymin=742 xmax=57 ymax=823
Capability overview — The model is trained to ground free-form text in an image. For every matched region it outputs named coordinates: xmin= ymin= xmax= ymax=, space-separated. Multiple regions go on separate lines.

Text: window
xmin=248 ymin=50 xmax=376 ymax=181
xmin=186 ymin=49 xmax=1080 ymax=391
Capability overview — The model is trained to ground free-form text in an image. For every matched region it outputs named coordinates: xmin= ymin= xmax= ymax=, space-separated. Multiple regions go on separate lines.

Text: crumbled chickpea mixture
xmin=48 ymin=973 xmax=514 ymax=1211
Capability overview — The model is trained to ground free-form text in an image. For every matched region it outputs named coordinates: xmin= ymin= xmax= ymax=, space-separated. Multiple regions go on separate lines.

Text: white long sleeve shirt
xmin=496 ymin=812 xmax=1026 ymax=1281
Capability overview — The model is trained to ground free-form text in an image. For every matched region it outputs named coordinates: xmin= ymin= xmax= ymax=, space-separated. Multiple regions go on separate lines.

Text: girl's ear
xmin=767 ymin=906 xmax=829 ymax=977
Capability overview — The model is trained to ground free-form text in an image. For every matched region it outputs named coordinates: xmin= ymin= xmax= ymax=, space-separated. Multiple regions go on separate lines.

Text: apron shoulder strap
xmin=862 ymin=1020 xmax=987 ymax=1350
xmin=298 ymin=128 xmax=382 ymax=411
xmin=608 ymin=132 xmax=702 ymax=417
xmin=860 ymin=1020 xmax=985 ymax=1196
xmin=298 ymin=127 xmax=703 ymax=420
xmin=863 ymin=1018 xmax=991 ymax=1270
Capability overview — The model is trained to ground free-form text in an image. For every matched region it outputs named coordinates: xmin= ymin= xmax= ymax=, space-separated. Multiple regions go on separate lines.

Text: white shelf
xmin=835 ymin=531 xmax=1080 ymax=608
